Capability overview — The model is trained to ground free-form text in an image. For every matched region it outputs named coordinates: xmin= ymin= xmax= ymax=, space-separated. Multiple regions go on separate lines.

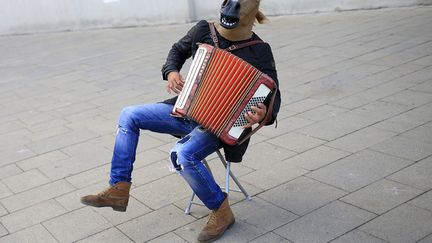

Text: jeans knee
xmin=170 ymin=150 xmax=193 ymax=169
xmin=119 ymin=106 xmax=139 ymax=130
xmin=170 ymin=137 xmax=198 ymax=171
xmin=176 ymin=149 xmax=196 ymax=167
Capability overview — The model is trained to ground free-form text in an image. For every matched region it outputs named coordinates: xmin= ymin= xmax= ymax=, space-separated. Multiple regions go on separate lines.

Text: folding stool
xmin=184 ymin=149 xmax=252 ymax=214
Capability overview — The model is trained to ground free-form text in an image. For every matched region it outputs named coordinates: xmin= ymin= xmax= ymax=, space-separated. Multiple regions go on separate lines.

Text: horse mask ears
xmin=256 ymin=10 xmax=269 ymax=24
xmin=255 ymin=0 xmax=268 ymax=24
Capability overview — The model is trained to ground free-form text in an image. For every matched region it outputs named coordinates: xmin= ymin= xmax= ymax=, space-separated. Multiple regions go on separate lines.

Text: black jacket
xmin=161 ymin=20 xmax=281 ymax=162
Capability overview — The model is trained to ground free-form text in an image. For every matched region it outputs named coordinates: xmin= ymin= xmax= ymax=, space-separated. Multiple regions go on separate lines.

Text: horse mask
xmin=220 ymin=0 xmax=268 ymax=29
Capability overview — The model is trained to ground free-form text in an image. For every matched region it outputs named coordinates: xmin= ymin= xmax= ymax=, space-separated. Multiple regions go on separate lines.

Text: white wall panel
xmin=1 ymin=0 xmax=431 ymax=35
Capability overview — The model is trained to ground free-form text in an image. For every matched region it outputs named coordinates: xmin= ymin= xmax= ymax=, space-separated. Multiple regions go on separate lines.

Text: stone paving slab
xmin=0 ymin=5 xmax=432 ymax=243
xmin=259 ymin=176 xmax=347 ymax=216
xmin=146 ymin=232 xmax=187 ymax=243
xmin=307 ymin=149 xmax=413 ymax=192
xmin=274 ymin=201 xmax=376 ymax=243
xmin=340 ymin=179 xmax=424 ymax=214
xmin=0 ymin=199 xmax=66 ymax=233
xmin=0 ymin=224 xmax=58 ymax=243
xmin=248 ymin=232 xmax=293 ymax=243
xmin=230 ymin=197 xmax=298 ymax=232
xmin=43 ymin=207 xmax=112 ymax=242
xmin=77 ymin=227 xmax=134 ymax=243
xmin=388 ymin=156 xmax=432 ymax=190
xmin=330 ymin=230 xmax=388 ymax=243
xmin=360 ymin=204 xmax=432 ymax=243
xmin=118 ymin=205 xmax=195 ymax=242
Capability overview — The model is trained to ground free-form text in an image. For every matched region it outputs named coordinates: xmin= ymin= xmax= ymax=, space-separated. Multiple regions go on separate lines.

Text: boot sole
xmin=80 ymin=199 xmax=127 ymax=212
xmin=198 ymin=219 xmax=235 ymax=243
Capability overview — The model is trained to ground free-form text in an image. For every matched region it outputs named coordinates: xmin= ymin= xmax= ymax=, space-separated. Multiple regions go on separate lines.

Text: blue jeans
xmin=109 ymin=103 xmax=225 ymax=209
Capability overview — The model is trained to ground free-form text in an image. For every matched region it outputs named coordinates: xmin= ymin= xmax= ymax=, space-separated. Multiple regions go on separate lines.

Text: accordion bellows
xmin=172 ymin=44 xmax=277 ymax=145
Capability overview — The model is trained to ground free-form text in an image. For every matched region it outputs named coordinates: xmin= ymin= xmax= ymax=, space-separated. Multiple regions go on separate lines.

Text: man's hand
xmin=166 ymin=71 xmax=184 ymax=94
xmin=243 ymin=103 xmax=267 ymax=128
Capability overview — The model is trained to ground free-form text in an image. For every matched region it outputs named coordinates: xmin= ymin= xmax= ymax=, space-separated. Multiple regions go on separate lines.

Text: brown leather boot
xmin=80 ymin=182 xmax=131 ymax=212
xmin=197 ymin=195 xmax=235 ymax=243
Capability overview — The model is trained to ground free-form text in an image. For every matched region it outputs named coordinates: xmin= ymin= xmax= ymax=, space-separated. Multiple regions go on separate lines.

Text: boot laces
xmin=207 ymin=211 xmax=218 ymax=225
xmin=97 ymin=186 xmax=113 ymax=197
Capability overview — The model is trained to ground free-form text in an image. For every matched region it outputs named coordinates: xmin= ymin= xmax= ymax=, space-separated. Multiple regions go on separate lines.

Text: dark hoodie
xmin=161 ymin=20 xmax=281 ymax=162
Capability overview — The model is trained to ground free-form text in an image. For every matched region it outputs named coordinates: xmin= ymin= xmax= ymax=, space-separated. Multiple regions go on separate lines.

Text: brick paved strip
xmin=267 ymin=132 xmax=326 ymax=153
xmin=248 ymin=232 xmax=292 ymax=243
xmin=401 ymin=124 xmax=432 ymax=144
xmin=232 ymin=197 xmax=298 ymax=231
xmin=388 ymin=156 xmax=432 ymax=190
xmin=92 ymin=197 xmax=152 ymax=226
xmin=16 ymin=150 xmax=70 ymax=171
xmin=0 ymin=224 xmax=6 ymax=238
xmin=371 ymin=136 xmax=432 ymax=161
xmin=340 ymin=179 xmax=424 ymax=214
xmin=285 ymin=145 xmax=351 ymax=171
xmin=0 ymin=165 xmax=22 ymax=180
xmin=117 ymin=205 xmax=194 ymax=242
xmin=409 ymin=190 xmax=432 ymax=212
xmin=65 ymin=164 xmax=110 ymax=189
xmin=175 ymin=217 xmax=266 ymax=243
xmin=308 ymin=149 xmax=412 ymax=192
xmin=330 ymin=230 xmax=388 ymax=243
xmin=0 ymin=224 xmax=57 ymax=243
xmin=25 ymin=129 xmax=99 ymax=154
xmin=0 ymin=199 xmax=66 ymax=233
xmin=146 ymin=232 xmax=188 ymax=243
xmin=43 ymin=207 xmax=111 ymax=242
xmin=327 ymin=126 xmax=397 ymax=153
xmin=2 ymin=169 xmax=50 ymax=193
xmin=55 ymin=181 xmax=107 ymax=211
xmin=0 ymin=180 xmax=75 ymax=212
xmin=0 ymin=205 xmax=6 ymax=218
xmin=131 ymin=175 xmax=191 ymax=210
xmin=361 ymin=204 xmax=432 ymax=243
xmin=275 ymin=201 xmax=375 ymax=243
xmin=418 ymin=234 xmax=432 ymax=243
xmin=0 ymin=146 xmax=36 ymax=167
xmin=77 ymin=227 xmax=133 ymax=243
xmin=373 ymin=103 xmax=432 ymax=133
xmin=0 ymin=183 xmax=12 ymax=200
xmin=260 ymin=176 xmax=347 ymax=216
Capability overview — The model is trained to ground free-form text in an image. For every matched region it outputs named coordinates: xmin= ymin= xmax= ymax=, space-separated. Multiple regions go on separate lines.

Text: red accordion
xmin=172 ymin=44 xmax=277 ymax=145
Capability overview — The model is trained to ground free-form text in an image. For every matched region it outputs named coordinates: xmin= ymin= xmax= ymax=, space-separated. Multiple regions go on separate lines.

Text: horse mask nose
xmin=220 ymin=0 xmax=241 ymax=29
xmin=221 ymin=0 xmax=240 ymax=16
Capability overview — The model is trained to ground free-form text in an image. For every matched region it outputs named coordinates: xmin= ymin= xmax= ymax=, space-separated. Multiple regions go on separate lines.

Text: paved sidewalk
xmin=1 ymin=6 xmax=432 ymax=243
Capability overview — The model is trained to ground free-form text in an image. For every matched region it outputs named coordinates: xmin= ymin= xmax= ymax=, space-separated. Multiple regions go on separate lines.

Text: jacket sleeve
xmin=161 ymin=23 xmax=198 ymax=80
xmin=259 ymin=44 xmax=281 ymax=126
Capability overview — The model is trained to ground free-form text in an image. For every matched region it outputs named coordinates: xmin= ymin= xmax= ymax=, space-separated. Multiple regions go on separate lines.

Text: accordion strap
xmin=208 ymin=22 xmax=265 ymax=51
xmin=225 ymin=40 xmax=264 ymax=51
xmin=209 ymin=22 xmax=220 ymax=48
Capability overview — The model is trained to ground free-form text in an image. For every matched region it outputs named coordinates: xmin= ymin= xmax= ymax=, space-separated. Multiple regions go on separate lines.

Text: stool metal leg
xmin=225 ymin=162 xmax=230 ymax=194
xmin=216 ymin=150 xmax=252 ymax=201
xmin=184 ymin=192 xmax=196 ymax=214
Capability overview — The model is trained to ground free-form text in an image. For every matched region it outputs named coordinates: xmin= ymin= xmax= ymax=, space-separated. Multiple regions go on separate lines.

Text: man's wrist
xmin=163 ymin=68 xmax=179 ymax=80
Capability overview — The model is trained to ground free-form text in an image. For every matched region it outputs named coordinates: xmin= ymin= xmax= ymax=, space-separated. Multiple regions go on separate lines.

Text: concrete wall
xmin=1 ymin=0 xmax=431 ymax=35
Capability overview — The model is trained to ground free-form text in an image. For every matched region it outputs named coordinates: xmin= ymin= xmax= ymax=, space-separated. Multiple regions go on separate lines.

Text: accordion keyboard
xmin=233 ymin=96 xmax=267 ymax=127
xmin=228 ymin=83 xmax=271 ymax=139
